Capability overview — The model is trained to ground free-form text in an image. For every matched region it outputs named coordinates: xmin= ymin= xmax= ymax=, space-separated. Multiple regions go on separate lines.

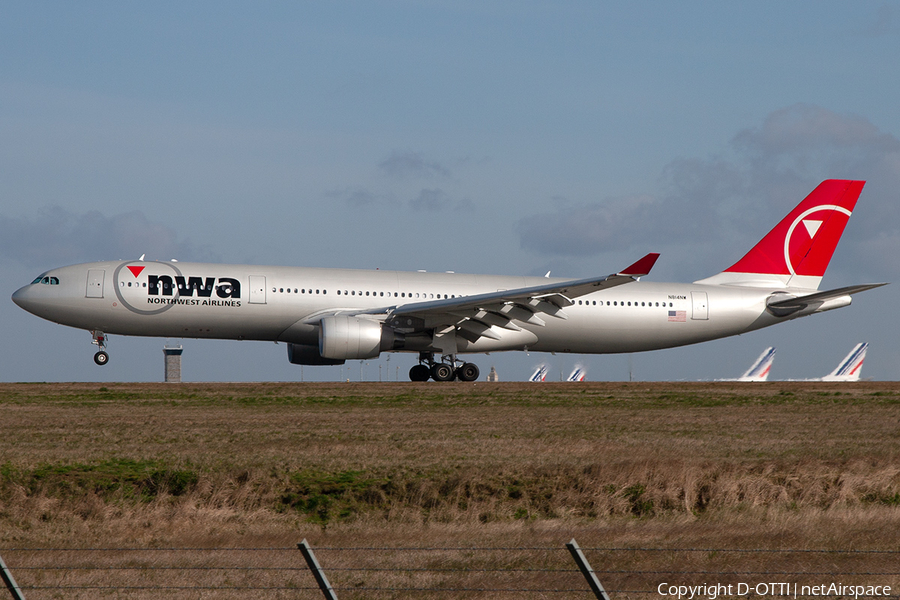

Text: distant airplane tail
xmin=821 ymin=343 xmax=867 ymax=382
xmin=529 ymin=364 xmax=548 ymax=382
xmin=696 ymin=180 xmax=864 ymax=290
xmin=737 ymin=347 xmax=776 ymax=382
xmin=567 ymin=365 xmax=586 ymax=382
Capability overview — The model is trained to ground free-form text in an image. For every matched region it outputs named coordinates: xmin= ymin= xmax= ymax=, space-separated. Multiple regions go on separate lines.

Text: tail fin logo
xmin=785 ymin=205 xmax=852 ymax=277
xmin=802 ymin=220 xmax=822 ymax=237
xmin=708 ymin=180 xmax=865 ymax=289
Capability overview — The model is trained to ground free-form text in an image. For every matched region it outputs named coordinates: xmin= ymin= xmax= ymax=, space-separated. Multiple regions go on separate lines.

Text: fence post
xmin=0 ymin=552 xmax=26 ymax=600
xmin=566 ymin=538 xmax=610 ymax=600
xmin=298 ymin=539 xmax=338 ymax=600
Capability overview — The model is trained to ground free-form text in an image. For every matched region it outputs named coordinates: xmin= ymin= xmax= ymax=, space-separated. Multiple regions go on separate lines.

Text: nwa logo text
xmin=148 ymin=275 xmax=241 ymax=299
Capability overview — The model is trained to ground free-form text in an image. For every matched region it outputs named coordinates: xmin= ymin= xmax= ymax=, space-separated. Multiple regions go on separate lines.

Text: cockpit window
xmin=31 ymin=274 xmax=59 ymax=285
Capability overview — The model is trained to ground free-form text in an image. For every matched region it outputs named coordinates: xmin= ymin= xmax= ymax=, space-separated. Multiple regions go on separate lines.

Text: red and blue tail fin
xmin=738 ymin=347 xmax=776 ymax=381
xmin=697 ymin=180 xmax=864 ymax=289
xmin=821 ymin=342 xmax=867 ymax=382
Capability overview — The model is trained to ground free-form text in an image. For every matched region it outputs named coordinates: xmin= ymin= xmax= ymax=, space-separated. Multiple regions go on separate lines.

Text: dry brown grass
xmin=1 ymin=382 xmax=899 ymax=597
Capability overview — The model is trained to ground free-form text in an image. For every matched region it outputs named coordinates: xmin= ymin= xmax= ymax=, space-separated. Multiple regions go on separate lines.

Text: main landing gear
xmin=408 ymin=353 xmax=480 ymax=382
xmin=91 ymin=330 xmax=109 ymax=366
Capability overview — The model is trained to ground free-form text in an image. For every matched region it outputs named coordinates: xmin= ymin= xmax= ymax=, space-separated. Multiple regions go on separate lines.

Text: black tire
xmin=431 ymin=363 xmax=455 ymax=382
xmin=409 ymin=364 xmax=431 ymax=382
xmin=94 ymin=351 xmax=109 ymax=366
xmin=457 ymin=363 xmax=480 ymax=382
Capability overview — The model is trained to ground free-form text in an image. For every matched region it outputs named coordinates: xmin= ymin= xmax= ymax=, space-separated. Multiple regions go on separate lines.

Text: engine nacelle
xmin=287 ymin=343 xmax=345 ymax=366
xmin=319 ymin=316 xmax=400 ymax=360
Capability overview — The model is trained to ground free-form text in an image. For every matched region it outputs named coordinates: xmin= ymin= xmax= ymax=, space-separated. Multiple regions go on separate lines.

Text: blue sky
xmin=2 ymin=2 xmax=899 ymax=382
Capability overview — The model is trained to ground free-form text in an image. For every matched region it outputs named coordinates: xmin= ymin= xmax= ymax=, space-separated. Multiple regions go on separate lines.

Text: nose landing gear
xmin=91 ymin=330 xmax=109 ymax=366
xmin=408 ymin=353 xmax=480 ymax=382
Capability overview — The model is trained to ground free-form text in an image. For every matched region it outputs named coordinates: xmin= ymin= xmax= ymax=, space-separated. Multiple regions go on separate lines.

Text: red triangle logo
xmin=127 ymin=266 xmax=145 ymax=278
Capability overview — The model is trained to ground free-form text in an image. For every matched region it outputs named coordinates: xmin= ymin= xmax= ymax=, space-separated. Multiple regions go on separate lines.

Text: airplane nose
xmin=11 ymin=285 xmax=34 ymax=311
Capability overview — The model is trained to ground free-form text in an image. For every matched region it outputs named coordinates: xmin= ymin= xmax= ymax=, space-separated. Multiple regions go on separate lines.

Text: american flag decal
xmin=668 ymin=310 xmax=686 ymax=322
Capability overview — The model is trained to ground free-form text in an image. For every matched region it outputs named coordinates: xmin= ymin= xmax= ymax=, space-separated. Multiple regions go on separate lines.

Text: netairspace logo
xmin=657 ymin=582 xmax=892 ymax=599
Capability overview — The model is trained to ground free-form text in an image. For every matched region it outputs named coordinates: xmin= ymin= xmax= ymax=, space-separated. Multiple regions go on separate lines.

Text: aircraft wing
xmin=366 ymin=253 xmax=660 ymax=341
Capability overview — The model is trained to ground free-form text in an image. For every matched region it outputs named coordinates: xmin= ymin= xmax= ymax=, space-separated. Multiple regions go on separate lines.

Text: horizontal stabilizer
xmin=766 ymin=283 xmax=887 ymax=316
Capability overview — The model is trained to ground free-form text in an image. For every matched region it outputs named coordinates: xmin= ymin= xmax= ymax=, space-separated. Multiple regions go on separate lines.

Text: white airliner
xmin=12 ymin=180 xmax=885 ymax=382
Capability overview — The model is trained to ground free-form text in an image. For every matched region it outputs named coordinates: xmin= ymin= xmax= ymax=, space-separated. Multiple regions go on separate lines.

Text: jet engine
xmin=287 ymin=343 xmax=345 ymax=366
xmin=319 ymin=315 xmax=403 ymax=360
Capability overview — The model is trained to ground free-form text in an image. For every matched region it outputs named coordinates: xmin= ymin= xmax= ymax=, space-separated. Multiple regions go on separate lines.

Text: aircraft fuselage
xmin=13 ymin=259 xmax=836 ymax=356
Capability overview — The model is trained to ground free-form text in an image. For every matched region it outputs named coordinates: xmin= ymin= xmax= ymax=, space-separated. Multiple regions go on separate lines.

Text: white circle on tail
xmin=783 ymin=204 xmax=851 ymax=276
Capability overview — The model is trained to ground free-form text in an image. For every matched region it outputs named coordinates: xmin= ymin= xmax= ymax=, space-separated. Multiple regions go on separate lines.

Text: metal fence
xmin=2 ymin=542 xmax=899 ymax=599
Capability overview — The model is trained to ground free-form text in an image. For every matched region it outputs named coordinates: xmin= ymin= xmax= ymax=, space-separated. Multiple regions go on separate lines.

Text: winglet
xmin=618 ymin=253 xmax=660 ymax=277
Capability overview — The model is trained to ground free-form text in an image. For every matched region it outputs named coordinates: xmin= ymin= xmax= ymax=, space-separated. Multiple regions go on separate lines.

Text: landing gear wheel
xmin=94 ymin=351 xmax=109 ymax=366
xmin=409 ymin=364 xmax=431 ymax=382
xmin=431 ymin=363 xmax=455 ymax=382
xmin=456 ymin=362 xmax=480 ymax=382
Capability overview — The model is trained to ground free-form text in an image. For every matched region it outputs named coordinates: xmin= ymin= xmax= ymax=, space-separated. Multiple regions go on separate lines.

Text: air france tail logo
xmin=784 ymin=205 xmax=851 ymax=276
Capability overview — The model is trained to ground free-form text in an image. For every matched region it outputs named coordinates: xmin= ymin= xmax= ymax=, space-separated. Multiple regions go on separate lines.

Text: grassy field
xmin=1 ymin=381 xmax=899 ymax=598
